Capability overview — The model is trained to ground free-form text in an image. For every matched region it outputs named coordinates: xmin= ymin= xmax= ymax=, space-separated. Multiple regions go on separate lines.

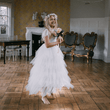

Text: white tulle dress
xmin=25 ymin=29 xmax=74 ymax=97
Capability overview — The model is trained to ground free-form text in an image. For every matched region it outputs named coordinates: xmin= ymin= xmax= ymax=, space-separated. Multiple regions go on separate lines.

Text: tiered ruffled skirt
xmin=25 ymin=44 xmax=74 ymax=97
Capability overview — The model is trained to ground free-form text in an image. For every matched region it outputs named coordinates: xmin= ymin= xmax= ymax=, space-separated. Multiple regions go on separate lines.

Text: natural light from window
xmin=0 ymin=6 xmax=8 ymax=35
xmin=0 ymin=6 xmax=8 ymax=25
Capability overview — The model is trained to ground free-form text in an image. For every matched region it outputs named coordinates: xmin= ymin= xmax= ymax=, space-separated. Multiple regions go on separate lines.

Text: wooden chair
xmin=61 ymin=31 xmax=78 ymax=61
xmin=73 ymin=32 xmax=97 ymax=63
xmin=0 ymin=37 xmax=15 ymax=61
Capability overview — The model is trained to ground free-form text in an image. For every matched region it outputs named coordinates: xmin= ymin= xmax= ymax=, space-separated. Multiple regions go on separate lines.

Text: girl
xmin=25 ymin=13 xmax=74 ymax=104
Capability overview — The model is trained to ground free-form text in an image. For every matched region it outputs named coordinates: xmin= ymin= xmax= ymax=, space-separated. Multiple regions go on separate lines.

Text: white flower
xmin=44 ymin=13 xmax=58 ymax=22
xmin=41 ymin=12 xmax=47 ymax=20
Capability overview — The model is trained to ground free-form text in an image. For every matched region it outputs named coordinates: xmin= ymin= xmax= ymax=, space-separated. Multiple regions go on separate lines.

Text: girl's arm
xmin=44 ymin=36 xmax=64 ymax=48
xmin=44 ymin=36 xmax=59 ymax=48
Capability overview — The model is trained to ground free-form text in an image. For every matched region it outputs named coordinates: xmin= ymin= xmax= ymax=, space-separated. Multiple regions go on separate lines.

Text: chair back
xmin=64 ymin=31 xmax=78 ymax=46
xmin=83 ymin=32 xmax=97 ymax=48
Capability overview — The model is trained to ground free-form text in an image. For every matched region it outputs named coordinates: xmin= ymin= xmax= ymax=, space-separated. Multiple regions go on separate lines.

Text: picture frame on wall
xmin=1 ymin=26 xmax=6 ymax=34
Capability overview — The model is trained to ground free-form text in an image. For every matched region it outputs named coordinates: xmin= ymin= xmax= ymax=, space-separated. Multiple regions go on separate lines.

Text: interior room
xmin=0 ymin=0 xmax=110 ymax=109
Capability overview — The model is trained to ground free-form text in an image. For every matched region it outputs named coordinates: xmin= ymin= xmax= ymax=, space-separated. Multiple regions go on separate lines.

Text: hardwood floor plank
xmin=0 ymin=56 xmax=110 ymax=110
xmin=97 ymin=103 xmax=110 ymax=110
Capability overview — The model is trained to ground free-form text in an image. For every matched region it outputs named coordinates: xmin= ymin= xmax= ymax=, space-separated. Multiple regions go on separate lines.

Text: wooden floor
xmin=0 ymin=56 xmax=110 ymax=110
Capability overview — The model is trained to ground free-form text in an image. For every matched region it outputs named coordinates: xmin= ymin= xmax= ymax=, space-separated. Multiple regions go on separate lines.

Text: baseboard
xmin=93 ymin=54 xmax=104 ymax=61
xmin=103 ymin=57 xmax=110 ymax=63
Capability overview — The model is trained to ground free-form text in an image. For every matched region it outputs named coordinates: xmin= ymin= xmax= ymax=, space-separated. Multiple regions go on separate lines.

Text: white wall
xmin=70 ymin=0 xmax=105 ymax=61
xmin=70 ymin=0 xmax=105 ymax=18
xmin=103 ymin=0 xmax=110 ymax=62
xmin=70 ymin=18 xmax=105 ymax=60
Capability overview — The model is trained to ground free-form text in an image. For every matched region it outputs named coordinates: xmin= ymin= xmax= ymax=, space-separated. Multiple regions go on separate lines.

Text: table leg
xmin=27 ymin=44 xmax=29 ymax=61
xmin=4 ymin=46 xmax=6 ymax=64
xmin=19 ymin=45 xmax=22 ymax=60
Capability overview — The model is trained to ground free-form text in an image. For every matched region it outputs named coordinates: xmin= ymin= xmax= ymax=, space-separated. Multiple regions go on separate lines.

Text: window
xmin=0 ymin=6 xmax=8 ymax=34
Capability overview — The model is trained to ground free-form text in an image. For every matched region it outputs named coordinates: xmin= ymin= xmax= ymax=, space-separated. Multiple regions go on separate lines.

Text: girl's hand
xmin=52 ymin=31 xmax=57 ymax=36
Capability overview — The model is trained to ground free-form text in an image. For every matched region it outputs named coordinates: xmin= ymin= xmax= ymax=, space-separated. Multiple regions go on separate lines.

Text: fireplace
xmin=32 ymin=34 xmax=44 ymax=56
xmin=25 ymin=27 xmax=45 ymax=56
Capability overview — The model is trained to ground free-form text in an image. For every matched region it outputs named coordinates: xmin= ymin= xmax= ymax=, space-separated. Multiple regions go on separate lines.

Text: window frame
xmin=0 ymin=2 xmax=11 ymax=37
xmin=0 ymin=6 xmax=8 ymax=35
xmin=0 ymin=6 xmax=8 ymax=26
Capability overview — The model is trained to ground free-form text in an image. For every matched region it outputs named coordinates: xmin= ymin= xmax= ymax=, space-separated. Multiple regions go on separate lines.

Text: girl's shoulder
xmin=42 ymin=29 xmax=49 ymax=35
xmin=42 ymin=29 xmax=50 ymax=40
xmin=43 ymin=28 xmax=49 ymax=33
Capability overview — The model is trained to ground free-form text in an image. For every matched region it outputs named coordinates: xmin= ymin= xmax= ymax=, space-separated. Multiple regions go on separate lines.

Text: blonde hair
xmin=44 ymin=13 xmax=58 ymax=33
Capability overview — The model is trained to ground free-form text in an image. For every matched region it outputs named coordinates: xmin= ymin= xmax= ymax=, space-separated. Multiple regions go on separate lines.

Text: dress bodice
xmin=42 ymin=29 xmax=57 ymax=43
xmin=49 ymin=36 xmax=57 ymax=43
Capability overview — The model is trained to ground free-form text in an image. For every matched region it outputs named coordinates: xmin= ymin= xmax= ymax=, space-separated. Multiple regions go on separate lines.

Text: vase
xmin=38 ymin=21 xmax=44 ymax=27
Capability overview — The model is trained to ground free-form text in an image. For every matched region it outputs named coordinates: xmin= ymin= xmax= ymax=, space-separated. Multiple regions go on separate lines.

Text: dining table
xmin=0 ymin=40 xmax=30 ymax=64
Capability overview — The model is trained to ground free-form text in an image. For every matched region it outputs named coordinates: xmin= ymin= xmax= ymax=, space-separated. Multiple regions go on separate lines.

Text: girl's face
xmin=49 ymin=15 xmax=56 ymax=28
